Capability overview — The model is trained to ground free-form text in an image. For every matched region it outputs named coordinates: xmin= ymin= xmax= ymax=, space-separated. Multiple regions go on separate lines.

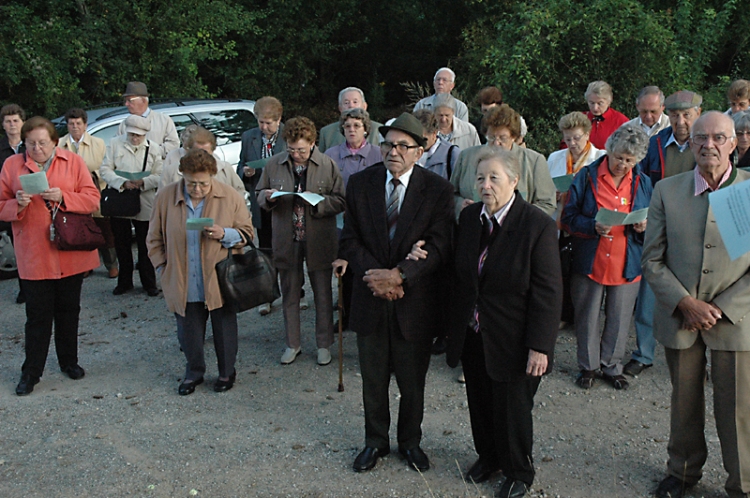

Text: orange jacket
xmin=0 ymin=149 xmax=100 ymax=280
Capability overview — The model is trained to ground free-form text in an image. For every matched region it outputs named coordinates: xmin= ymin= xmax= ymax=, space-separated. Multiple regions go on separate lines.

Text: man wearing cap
xmin=414 ymin=68 xmax=469 ymax=122
xmin=116 ymin=81 xmax=179 ymax=159
xmin=339 ymin=113 xmax=454 ymax=473
xmin=623 ymin=90 xmax=702 ymax=378
xmin=318 ymin=87 xmax=383 ymax=152
xmin=623 ymin=86 xmax=671 ymax=139
xmin=643 ymin=111 xmax=750 ymax=498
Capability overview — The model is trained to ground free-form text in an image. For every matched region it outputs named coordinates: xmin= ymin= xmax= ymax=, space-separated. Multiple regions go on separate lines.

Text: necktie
xmin=386 ymin=178 xmax=402 ymax=240
xmin=474 ymin=214 xmax=498 ymax=332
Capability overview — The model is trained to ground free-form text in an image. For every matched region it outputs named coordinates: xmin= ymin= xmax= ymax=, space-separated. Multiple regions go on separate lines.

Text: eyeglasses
xmin=380 ymin=141 xmax=420 ymax=154
xmin=434 ymin=77 xmax=453 ymax=83
xmin=185 ymin=180 xmax=211 ymax=188
xmin=124 ymin=96 xmax=143 ymax=104
xmin=485 ymin=135 xmax=513 ymax=145
xmin=563 ymin=135 xmax=586 ymax=143
xmin=343 ymin=123 xmax=364 ymax=130
xmin=287 ymin=147 xmax=311 ymax=155
xmin=26 ymin=140 xmax=52 ymax=149
xmin=691 ymin=134 xmax=732 ymax=145
xmin=736 ymin=131 xmax=750 ymax=137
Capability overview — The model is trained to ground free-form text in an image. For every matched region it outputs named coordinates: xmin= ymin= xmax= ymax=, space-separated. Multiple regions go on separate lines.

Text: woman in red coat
xmin=0 ymin=117 xmax=100 ymax=396
xmin=585 ymin=81 xmax=629 ymax=149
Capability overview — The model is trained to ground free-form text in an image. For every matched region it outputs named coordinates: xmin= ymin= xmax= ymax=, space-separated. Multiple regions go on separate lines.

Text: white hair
xmin=338 ymin=87 xmax=366 ymax=106
xmin=433 ymin=67 xmax=456 ymax=82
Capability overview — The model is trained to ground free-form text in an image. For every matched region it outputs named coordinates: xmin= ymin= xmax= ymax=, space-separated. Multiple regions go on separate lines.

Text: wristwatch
xmin=398 ymin=267 xmax=407 ymax=285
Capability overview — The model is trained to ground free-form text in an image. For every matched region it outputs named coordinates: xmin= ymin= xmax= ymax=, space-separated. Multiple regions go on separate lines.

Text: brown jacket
xmin=256 ymin=148 xmax=345 ymax=271
xmin=147 ymin=178 xmax=254 ymax=316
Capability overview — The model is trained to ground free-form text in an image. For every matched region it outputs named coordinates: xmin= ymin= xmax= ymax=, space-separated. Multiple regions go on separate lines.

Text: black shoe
xmin=431 ymin=336 xmax=447 ymax=355
xmin=623 ymin=359 xmax=653 ymax=377
xmin=576 ymin=369 xmax=598 ymax=389
xmin=16 ymin=290 xmax=26 ymax=304
xmin=497 ymin=478 xmax=529 ymax=498
xmin=399 ymin=446 xmax=430 ymax=472
xmin=466 ymin=457 xmax=501 ymax=483
xmin=16 ymin=374 xmax=39 ymax=396
xmin=61 ymin=364 xmax=86 ymax=380
xmin=178 ymin=377 xmax=204 ymax=396
xmin=353 ymin=446 xmax=389 ymax=472
xmin=113 ymin=284 xmax=134 ymax=295
xmin=213 ymin=372 xmax=236 ymax=393
xmin=655 ymin=475 xmax=693 ymax=498
xmin=145 ymin=287 xmax=160 ymax=297
xmin=601 ymin=372 xmax=629 ymax=390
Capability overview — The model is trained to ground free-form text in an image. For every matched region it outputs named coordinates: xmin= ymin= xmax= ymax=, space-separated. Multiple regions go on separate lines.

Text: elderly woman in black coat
xmin=409 ymin=147 xmax=561 ymax=496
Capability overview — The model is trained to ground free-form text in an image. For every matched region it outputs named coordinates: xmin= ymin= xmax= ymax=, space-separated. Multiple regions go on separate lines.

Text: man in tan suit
xmin=643 ymin=111 xmax=750 ymax=498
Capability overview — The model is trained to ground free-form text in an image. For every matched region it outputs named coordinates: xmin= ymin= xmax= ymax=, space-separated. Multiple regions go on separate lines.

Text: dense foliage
xmin=0 ymin=0 xmax=746 ymax=155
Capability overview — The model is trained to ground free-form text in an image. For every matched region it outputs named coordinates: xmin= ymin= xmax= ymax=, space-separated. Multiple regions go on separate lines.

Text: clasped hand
xmin=678 ymin=296 xmax=723 ymax=332
xmin=364 ymin=268 xmax=404 ymax=301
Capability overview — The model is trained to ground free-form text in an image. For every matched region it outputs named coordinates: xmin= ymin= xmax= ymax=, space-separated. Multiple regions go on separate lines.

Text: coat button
xmin=703 ymin=269 xmax=709 ymax=274
xmin=705 ymin=244 xmax=712 ymax=249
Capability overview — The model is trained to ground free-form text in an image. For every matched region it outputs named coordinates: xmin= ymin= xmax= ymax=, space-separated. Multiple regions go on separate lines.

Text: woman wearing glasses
xmin=148 ymin=149 xmax=254 ymax=395
xmin=0 ymin=117 xmax=100 ymax=395
xmin=731 ymin=111 xmax=750 ymax=170
xmin=257 ymin=117 xmax=345 ymax=366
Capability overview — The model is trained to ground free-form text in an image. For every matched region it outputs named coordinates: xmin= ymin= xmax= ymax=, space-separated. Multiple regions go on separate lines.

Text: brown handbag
xmin=50 ymin=203 xmax=105 ymax=251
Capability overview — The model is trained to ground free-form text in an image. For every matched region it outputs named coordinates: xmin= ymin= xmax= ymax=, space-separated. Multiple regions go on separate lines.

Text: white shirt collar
xmin=479 ymin=193 xmax=516 ymax=227
xmin=664 ymin=132 xmax=690 ymax=152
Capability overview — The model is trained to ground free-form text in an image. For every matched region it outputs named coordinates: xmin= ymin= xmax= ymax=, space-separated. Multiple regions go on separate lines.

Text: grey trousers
xmin=571 ymin=274 xmax=639 ymax=376
xmin=278 ymin=241 xmax=334 ymax=350
xmin=665 ymin=338 xmax=750 ymax=496
xmin=175 ymin=302 xmax=238 ymax=381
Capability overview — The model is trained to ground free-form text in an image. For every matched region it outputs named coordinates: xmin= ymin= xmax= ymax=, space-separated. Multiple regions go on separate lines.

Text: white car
xmin=52 ymin=99 xmax=257 ymax=167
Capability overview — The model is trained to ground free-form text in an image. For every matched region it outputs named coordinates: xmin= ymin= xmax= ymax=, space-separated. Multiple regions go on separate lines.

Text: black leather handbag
xmin=100 ymin=145 xmax=149 ymax=218
xmin=215 ymin=240 xmax=280 ymax=313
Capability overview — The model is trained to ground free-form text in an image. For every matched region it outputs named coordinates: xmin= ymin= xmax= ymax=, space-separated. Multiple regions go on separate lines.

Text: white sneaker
xmin=280 ymin=347 xmax=301 ymax=365
xmin=258 ymin=302 xmax=272 ymax=316
xmin=300 ymin=296 xmax=309 ymax=310
xmin=317 ymin=348 xmax=332 ymax=366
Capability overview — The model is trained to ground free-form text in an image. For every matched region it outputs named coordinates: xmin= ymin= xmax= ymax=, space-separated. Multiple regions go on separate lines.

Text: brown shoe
xmin=108 ymin=267 xmax=119 ymax=279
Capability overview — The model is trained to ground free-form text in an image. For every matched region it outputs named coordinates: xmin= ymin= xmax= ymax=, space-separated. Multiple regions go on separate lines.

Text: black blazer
xmin=339 ymin=163 xmax=455 ymax=341
xmin=446 ymin=197 xmax=562 ymax=382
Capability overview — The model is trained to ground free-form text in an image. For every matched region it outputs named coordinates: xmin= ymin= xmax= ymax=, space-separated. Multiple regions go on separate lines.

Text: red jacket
xmin=0 ymin=149 xmax=100 ymax=280
xmin=586 ymin=108 xmax=629 ymax=150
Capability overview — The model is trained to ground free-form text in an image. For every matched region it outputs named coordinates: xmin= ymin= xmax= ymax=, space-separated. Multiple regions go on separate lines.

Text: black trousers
xmin=111 ymin=217 xmax=156 ymax=290
xmin=21 ymin=273 xmax=85 ymax=378
xmin=462 ymin=328 xmax=541 ymax=486
xmin=356 ymin=301 xmax=433 ymax=450
xmin=175 ymin=302 xmax=238 ymax=382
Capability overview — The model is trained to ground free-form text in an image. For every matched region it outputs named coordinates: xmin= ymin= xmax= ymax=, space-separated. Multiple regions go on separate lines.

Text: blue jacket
xmin=640 ymin=127 xmax=673 ymax=186
xmin=560 ymin=156 xmax=653 ymax=282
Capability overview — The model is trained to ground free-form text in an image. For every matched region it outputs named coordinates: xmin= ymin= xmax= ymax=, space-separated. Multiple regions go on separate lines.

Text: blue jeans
xmin=631 ymin=279 xmax=655 ymax=365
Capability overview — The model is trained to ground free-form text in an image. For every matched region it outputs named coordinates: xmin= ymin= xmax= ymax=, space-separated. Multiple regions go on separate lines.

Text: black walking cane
xmin=336 ymin=270 xmax=345 ymax=392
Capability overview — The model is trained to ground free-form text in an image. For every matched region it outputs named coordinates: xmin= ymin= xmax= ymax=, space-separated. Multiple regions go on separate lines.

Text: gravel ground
xmin=0 ymin=268 xmax=729 ymax=498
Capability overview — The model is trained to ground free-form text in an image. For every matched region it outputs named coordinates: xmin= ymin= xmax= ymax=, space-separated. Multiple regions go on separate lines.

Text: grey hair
xmin=636 ymin=86 xmax=665 ymax=106
xmin=337 ymin=87 xmax=366 ymax=107
xmin=433 ymin=94 xmax=457 ymax=112
xmin=339 ymin=107 xmax=372 ymax=137
xmin=180 ymin=124 xmax=200 ymax=146
xmin=732 ymin=110 xmax=750 ymax=133
xmin=585 ymin=81 xmax=613 ymax=102
xmin=474 ymin=147 xmax=521 ymax=183
xmin=434 ymin=67 xmax=456 ymax=82
xmin=605 ymin=123 xmax=649 ymax=161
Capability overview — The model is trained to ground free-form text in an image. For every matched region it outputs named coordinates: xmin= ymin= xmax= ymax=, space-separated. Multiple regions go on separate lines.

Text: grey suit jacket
xmin=642 ymin=167 xmax=750 ymax=350
xmin=318 ymin=120 xmax=383 ymax=153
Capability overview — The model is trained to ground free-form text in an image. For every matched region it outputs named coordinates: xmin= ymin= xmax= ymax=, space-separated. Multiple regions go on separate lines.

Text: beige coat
xmin=642 ymin=168 xmax=750 ymax=350
xmin=58 ymin=132 xmax=107 ymax=217
xmin=450 ymin=143 xmax=557 ymax=219
xmin=256 ymin=148 xmax=345 ymax=271
xmin=147 ymin=179 xmax=254 ymax=315
xmin=100 ymin=136 xmax=163 ymax=221
xmin=159 ymin=147 xmax=245 ymax=195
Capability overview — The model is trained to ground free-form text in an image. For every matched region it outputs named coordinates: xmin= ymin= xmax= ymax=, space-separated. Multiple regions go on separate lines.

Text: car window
xmin=169 ymin=114 xmax=198 ymax=143
xmin=91 ymin=124 xmax=121 ymax=144
xmin=192 ymin=110 xmax=257 ymax=145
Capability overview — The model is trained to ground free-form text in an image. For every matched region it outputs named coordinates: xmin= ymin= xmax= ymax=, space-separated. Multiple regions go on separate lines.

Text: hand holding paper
xmin=19 ymin=171 xmax=49 ymax=195
xmin=186 ymin=217 xmax=214 ymax=230
xmin=594 ymin=207 xmax=648 ymax=226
